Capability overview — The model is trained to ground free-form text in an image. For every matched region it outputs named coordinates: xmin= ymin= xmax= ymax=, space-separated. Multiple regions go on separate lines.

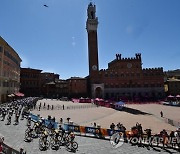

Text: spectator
xmin=20 ymin=148 xmax=26 ymax=154
xmin=160 ymin=111 xmax=163 ymax=117
xmin=0 ymin=136 xmax=4 ymax=154
xmin=94 ymin=122 xmax=97 ymax=128
xmin=116 ymin=122 xmax=121 ymax=130
xmin=60 ymin=118 xmax=63 ymax=124
xmin=52 ymin=117 xmax=55 ymax=122
xmin=67 ymin=117 xmax=70 ymax=123
xmin=169 ymin=131 xmax=175 ymax=147
xmin=110 ymin=123 xmax=115 ymax=131
xmin=0 ymin=143 xmax=2 ymax=154
xmin=0 ymin=136 xmax=4 ymax=143
xmin=48 ymin=115 xmax=51 ymax=121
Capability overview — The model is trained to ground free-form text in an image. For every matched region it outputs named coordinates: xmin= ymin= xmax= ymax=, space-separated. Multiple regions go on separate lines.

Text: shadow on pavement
xmin=121 ymin=107 xmax=152 ymax=115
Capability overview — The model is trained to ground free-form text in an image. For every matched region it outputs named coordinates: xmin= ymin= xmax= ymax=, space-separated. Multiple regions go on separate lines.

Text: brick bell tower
xmin=86 ymin=2 xmax=99 ymax=80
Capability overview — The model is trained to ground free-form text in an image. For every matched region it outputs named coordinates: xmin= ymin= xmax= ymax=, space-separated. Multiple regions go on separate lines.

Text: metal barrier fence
xmin=28 ymin=113 xmax=180 ymax=151
xmin=1 ymin=143 xmax=20 ymax=154
xmin=36 ymin=104 xmax=98 ymax=110
xmin=164 ymin=118 xmax=180 ymax=128
xmin=29 ymin=113 xmax=116 ymax=138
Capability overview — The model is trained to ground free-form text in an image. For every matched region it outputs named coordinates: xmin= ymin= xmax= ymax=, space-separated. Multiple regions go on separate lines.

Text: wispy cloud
xmin=126 ymin=22 xmax=149 ymax=39
xmin=126 ymin=25 xmax=134 ymax=34
xmin=72 ymin=36 xmax=76 ymax=46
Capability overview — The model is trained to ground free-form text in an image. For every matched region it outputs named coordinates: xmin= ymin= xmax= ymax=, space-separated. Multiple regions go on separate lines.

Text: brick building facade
xmin=67 ymin=77 xmax=87 ymax=98
xmin=20 ymin=68 xmax=42 ymax=96
xmin=86 ymin=3 xmax=165 ymax=100
xmin=164 ymin=69 xmax=180 ymax=96
xmin=0 ymin=36 xmax=22 ymax=103
xmin=20 ymin=68 xmax=87 ymax=98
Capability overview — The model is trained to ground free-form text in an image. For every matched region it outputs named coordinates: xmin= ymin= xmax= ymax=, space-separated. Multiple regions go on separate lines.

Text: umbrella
xmin=168 ymin=95 xmax=174 ymax=98
xmin=95 ymin=98 xmax=100 ymax=101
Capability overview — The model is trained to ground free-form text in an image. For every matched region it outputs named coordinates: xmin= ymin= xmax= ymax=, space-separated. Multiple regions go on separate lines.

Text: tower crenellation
xmin=116 ymin=54 xmax=121 ymax=60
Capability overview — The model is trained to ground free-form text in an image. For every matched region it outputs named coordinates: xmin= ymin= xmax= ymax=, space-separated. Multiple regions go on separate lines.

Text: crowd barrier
xmin=125 ymin=101 xmax=162 ymax=104
xmin=36 ymin=104 xmax=98 ymax=111
xmin=29 ymin=113 xmax=118 ymax=138
xmin=29 ymin=113 xmax=58 ymax=129
xmin=1 ymin=143 xmax=19 ymax=154
xmin=29 ymin=113 xmax=180 ymax=138
xmin=63 ymin=123 xmax=180 ymax=151
xmin=63 ymin=124 xmax=121 ymax=139
xmin=27 ymin=113 xmax=180 ymax=151
xmin=164 ymin=118 xmax=180 ymax=128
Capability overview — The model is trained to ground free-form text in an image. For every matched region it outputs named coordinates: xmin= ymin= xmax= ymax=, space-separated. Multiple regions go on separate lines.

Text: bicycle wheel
xmin=65 ymin=141 xmax=71 ymax=149
xmin=31 ymin=130 xmax=37 ymax=138
xmin=24 ymin=132 xmax=32 ymax=141
xmin=25 ymin=128 xmax=29 ymax=133
xmin=39 ymin=143 xmax=44 ymax=151
xmin=46 ymin=140 xmax=50 ymax=149
xmin=72 ymin=141 xmax=78 ymax=150
xmin=50 ymin=140 xmax=56 ymax=149
xmin=39 ymin=138 xmax=44 ymax=146
xmin=24 ymin=133 xmax=28 ymax=140
xmin=57 ymin=135 xmax=62 ymax=142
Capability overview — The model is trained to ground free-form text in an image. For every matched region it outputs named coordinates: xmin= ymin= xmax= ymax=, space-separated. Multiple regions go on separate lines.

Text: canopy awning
xmin=95 ymin=98 xmax=104 ymax=101
xmin=114 ymin=101 xmax=125 ymax=110
xmin=8 ymin=94 xmax=15 ymax=97
xmin=176 ymin=95 xmax=180 ymax=98
xmin=8 ymin=94 xmax=12 ymax=97
xmin=14 ymin=92 xmax=24 ymax=97
xmin=168 ymin=95 xmax=174 ymax=98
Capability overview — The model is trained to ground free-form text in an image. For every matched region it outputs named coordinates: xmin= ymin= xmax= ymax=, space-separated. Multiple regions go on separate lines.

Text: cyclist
xmin=27 ymin=116 xmax=31 ymax=126
xmin=6 ymin=114 xmax=11 ymax=125
xmin=0 ymin=137 xmax=4 ymax=154
xmin=1 ymin=108 xmax=6 ymax=121
xmin=65 ymin=131 xmax=78 ymax=151
xmin=51 ymin=129 xmax=61 ymax=146
xmin=40 ymin=130 xmax=49 ymax=147
xmin=69 ymin=131 xmax=75 ymax=142
xmin=24 ymin=126 xmax=34 ymax=141
xmin=59 ymin=125 xmax=65 ymax=138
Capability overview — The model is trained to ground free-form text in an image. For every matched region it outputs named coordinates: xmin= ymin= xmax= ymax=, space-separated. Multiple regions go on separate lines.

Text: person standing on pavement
xmin=0 ymin=136 xmax=4 ymax=154
xmin=160 ymin=111 xmax=163 ymax=117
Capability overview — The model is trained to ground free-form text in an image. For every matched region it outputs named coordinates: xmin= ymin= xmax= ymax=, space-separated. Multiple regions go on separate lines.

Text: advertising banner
xmin=29 ymin=113 xmax=39 ymax=122
xmin=66 ymin=124 xmax=80 ymax=132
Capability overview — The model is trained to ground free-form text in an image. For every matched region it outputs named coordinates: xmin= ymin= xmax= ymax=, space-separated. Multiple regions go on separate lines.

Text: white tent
xmin=114 ymin=101 xmax=125 ymax=110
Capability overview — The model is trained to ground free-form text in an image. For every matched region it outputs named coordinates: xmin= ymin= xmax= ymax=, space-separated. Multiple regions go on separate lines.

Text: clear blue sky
xmin=0 ymin=0 xmax=180 ymax=79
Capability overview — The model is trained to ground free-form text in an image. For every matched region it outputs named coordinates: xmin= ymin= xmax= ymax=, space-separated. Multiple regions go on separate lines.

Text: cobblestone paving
xmin=0 ymin=116 xmax=179 ymax=154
